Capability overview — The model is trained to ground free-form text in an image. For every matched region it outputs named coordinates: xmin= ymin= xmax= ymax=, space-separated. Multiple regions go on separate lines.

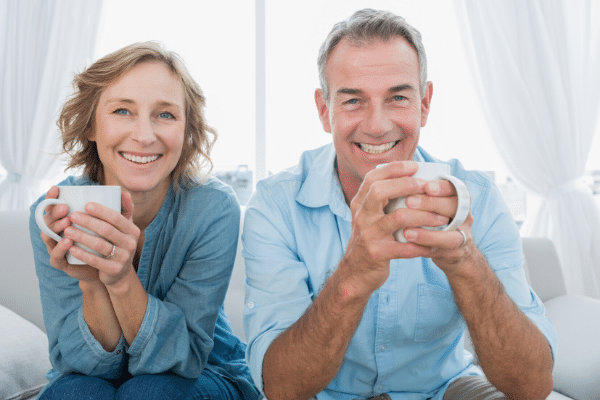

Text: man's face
xmin=315 ymin=37 xmax=433 ymax=201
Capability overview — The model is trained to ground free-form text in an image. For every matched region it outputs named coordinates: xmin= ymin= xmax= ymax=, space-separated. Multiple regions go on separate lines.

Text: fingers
xmin=63 ymin=199 xmax=140 ymax=284
xmin=403 ymin=212 xmax=474 ymax=253
xmin=46 ymin=237 xmax=73 ymax=267
xmin=405 ymin=192 xmax=459 ymax=220
xmin=45 ymin=185 xmax=60 ymax=200
xmin=379 ymin=208 xmax=449 ymax=238
xmin=351 ymin=161 xmax=421 ymax=214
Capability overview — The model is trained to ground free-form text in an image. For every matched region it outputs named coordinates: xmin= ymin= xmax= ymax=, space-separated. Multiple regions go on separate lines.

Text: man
xmin=243 ymin=9 xmax=556 ymax=400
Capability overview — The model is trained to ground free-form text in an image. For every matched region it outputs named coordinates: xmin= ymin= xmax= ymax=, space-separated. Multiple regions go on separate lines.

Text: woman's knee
xmin=115 ymin=374 xmax=196 ymax=400
xmin=39 ymin=374 xmax=116 ymax=400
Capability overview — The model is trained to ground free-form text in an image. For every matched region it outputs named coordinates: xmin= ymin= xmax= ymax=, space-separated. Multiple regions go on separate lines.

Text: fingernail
xmin=404 ymin=229 xmax=417 ymax=241
xmin=428 ymin=182 xmax=440 ymax=194
xmin=86 ymin=203 xmax=95 ymax=212
xmin=415 ymin=178 xmax=427 ymax=189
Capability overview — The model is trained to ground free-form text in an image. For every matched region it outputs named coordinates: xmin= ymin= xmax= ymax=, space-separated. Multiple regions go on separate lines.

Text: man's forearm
xmin=447 ymin=250 xmax=554 ymax=399
xmin=262 ymin=262 xmax=371 ymax=400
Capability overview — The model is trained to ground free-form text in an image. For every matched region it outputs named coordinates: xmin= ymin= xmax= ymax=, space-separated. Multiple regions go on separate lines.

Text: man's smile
xmin=356 ymin=140 xmax=400 ymax=154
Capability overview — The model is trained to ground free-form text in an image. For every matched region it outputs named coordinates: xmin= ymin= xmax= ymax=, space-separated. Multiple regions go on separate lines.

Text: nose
xmin=131 ymin=116 xmax=157 ymax=147
xmin=363 ymin=104 xmax=393 ymax=137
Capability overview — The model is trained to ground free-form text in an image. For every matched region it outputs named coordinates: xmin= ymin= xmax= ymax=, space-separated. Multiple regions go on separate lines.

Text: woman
xmin=29 ymin=42 xmax=258 ymax=400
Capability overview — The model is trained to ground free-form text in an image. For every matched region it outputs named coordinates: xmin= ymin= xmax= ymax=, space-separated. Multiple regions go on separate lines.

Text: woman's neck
xmin=129 ymin=183 xmax=170 ymax=232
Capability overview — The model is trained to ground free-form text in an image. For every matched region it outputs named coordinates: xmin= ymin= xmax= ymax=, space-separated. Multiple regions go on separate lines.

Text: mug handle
xmin=440 ymin=174 xmax=471 ymax=231
xmin=35 ymin=199 xmax=67 ymax=243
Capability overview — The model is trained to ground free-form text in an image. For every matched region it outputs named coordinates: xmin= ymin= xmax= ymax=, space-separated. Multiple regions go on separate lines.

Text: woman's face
xmin=90 ymin=61 xmax=186 ymax=197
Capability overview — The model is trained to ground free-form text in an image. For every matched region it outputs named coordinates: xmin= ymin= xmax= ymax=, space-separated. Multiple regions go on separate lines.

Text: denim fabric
xmin=38 ymin=368 xmax=242 ymax=400
xmin=243 ymin=143 xmax=557 ymax=400
xmin=30 ymin=177 xmax=259 ymax=399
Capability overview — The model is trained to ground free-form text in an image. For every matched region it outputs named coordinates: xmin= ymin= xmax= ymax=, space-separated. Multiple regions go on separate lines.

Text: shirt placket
xmin=372 ymin=259 xmax=399 ymax=395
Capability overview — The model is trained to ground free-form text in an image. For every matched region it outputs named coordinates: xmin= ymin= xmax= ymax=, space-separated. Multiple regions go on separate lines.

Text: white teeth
xmin=359 ymin=142 xmax=397 ymax=154
xmin=122 ymin=153 xmax=160 ymax=164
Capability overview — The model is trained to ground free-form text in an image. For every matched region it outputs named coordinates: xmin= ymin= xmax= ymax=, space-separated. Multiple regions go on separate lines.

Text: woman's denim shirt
xmin=30 ymin=176 xmax=258 ymax=398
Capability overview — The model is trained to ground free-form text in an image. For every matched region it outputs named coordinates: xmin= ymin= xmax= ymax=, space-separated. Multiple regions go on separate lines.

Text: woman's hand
xmin=64 ymin=191 xmax=140 ymax=288
xmin=40 ymin=186 xmax=101 ymax=282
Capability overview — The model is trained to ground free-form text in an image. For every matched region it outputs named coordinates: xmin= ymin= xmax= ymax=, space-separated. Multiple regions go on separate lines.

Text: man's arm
xmin=446 ymin=246 xmax=554 ymax=399
xmin=404 ymin=182 xmax=554 ymax=400
xmin=262 ymin=257 xmax=370 ymax=400
xmin=261 ymin=162 xmax=441 ymax=400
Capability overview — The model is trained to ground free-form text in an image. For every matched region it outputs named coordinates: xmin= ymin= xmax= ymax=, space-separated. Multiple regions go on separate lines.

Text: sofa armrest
xmin=544 ymin=295 xmax=600 ymax=399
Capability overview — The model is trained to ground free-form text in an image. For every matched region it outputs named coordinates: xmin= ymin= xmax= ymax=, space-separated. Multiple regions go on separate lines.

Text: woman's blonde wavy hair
xmin=58 ymin=41 xmax=216 ymax=189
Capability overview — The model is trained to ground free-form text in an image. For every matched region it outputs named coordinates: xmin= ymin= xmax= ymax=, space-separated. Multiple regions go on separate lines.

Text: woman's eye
xmin=159 ymin=112 xmax=174 ymax=119
xmin=114 ymin=108 xmax=130 ymax=115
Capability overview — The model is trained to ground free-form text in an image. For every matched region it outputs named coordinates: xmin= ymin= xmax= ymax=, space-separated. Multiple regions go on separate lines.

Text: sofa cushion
xmin=0 ymin=304 xmax=52 ymax=400
xmin=545 ymin=294 xmax=600 ymax=400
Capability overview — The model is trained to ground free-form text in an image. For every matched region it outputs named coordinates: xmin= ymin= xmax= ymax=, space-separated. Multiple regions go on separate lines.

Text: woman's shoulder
xmin=175 ymin=177 xmax=241 ymax=218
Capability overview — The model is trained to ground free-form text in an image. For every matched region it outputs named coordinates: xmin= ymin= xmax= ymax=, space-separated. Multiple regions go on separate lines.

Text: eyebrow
xmin=335 ymin=84 xmax=416 ymax=97
xmin=104 ymin=98 xmax=183 ymax=111
xmin=389 ymin=84 xmax=416 ymax=93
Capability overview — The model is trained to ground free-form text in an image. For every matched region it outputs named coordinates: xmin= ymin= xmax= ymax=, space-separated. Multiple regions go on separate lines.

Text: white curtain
xmin=453 ymin=0 xmax=600 ymax=298
xmin=0 ymin=0 xmax=103 ymax=210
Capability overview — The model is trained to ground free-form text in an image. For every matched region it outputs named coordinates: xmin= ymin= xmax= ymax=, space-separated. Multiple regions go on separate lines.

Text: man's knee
xmin=444 ymin=375 xmax=507 ymax=400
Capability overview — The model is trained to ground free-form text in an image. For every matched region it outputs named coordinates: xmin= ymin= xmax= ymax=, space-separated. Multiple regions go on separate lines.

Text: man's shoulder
xmin=256 ymin=144 xmax=332 ymax=194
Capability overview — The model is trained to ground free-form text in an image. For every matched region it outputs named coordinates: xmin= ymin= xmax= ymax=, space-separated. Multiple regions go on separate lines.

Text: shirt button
xmin=380 ymin=345 xmax=385 ymax=351
xmin=116 ymin=349 xmax=122 ymax=355
xmin=247 ymin=301 xmax=255 ymax=309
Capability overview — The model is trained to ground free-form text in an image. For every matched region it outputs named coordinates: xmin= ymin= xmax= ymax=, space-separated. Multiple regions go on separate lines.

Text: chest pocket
xmin=414 ymin=283 xmax=463 ymax=342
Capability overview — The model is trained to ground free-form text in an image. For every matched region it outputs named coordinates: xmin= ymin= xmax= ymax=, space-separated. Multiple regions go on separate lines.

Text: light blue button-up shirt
xmin=30 ymin=176 xmax=259 ymax=399
xmin=243 ymin=143 xmax=557 ymax=400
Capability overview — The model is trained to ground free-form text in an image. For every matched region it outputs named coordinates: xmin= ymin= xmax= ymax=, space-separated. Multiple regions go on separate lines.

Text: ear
xmin=420 ymin=81 xmax=433 ymax=127
xmin=315 ymin=88 xmax=332 ymax=133
xmin=86 ymin=122 xmax=97 ymax=142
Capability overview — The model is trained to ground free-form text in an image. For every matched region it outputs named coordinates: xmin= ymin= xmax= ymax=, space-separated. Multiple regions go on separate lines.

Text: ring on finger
xmin=457 ymin=229 xmax=467 ymax=248
xmin=106 ymin=244 xmax=116 ymax=259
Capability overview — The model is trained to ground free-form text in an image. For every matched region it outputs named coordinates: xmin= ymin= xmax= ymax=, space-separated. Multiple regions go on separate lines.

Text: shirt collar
xmin=295 ymin=143 xmax=350 ymax=219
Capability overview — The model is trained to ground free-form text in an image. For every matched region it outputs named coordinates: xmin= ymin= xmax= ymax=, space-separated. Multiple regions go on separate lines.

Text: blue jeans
xmin=38 ymin=369 xmax=243 ymax=400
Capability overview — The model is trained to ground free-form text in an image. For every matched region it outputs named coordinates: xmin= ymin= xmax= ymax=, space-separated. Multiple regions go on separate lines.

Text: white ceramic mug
xmin=35 ymin=186 xmax=121 ymax=264
xmin=382 ymin=162 xmax=471 ymax=242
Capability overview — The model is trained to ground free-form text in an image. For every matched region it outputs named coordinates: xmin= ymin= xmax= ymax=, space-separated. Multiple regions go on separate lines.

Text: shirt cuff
xmin=127 ymin=293 xmax=159 ymax=357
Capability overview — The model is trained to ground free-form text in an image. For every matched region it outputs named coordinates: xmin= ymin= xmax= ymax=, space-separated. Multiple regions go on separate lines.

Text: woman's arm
xmin=29 ymin=182 xmax=127 ymax=379
xmin=124 ymin=186 xmax=241 ymax=378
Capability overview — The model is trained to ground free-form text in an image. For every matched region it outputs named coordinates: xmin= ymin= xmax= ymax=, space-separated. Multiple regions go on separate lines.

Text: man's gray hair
xmin=317 ymin=8 xmax=428 ymax=103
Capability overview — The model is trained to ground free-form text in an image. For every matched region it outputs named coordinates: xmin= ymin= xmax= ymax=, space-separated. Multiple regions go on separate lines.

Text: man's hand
xmin=342 ymin=161 xmax=459 ymax=294
xmin=400 ymin=178 xmax=476 ymax=275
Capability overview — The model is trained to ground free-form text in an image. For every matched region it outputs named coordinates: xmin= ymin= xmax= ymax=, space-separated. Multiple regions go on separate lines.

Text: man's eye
xmin=393 ymin=95 xmax=406 ymax=101
xmin=345 ymin=99 xmax=359 ymax=105
xmin=159 ymin=112 xmax=174 ymax=119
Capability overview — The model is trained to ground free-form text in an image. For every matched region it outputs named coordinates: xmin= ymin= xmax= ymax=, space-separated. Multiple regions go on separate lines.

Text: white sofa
xmin=1 ymin=209 xmax=599 ymax=399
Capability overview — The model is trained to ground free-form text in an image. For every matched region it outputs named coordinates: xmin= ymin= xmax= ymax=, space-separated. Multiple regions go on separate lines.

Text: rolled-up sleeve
xmin=126 ymin=192 xmax=241 ymax=377
xmin=30 ymin=204 xmax=128 ymax=379
xmin=242 ymin=181 xmax=314 ymax=392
